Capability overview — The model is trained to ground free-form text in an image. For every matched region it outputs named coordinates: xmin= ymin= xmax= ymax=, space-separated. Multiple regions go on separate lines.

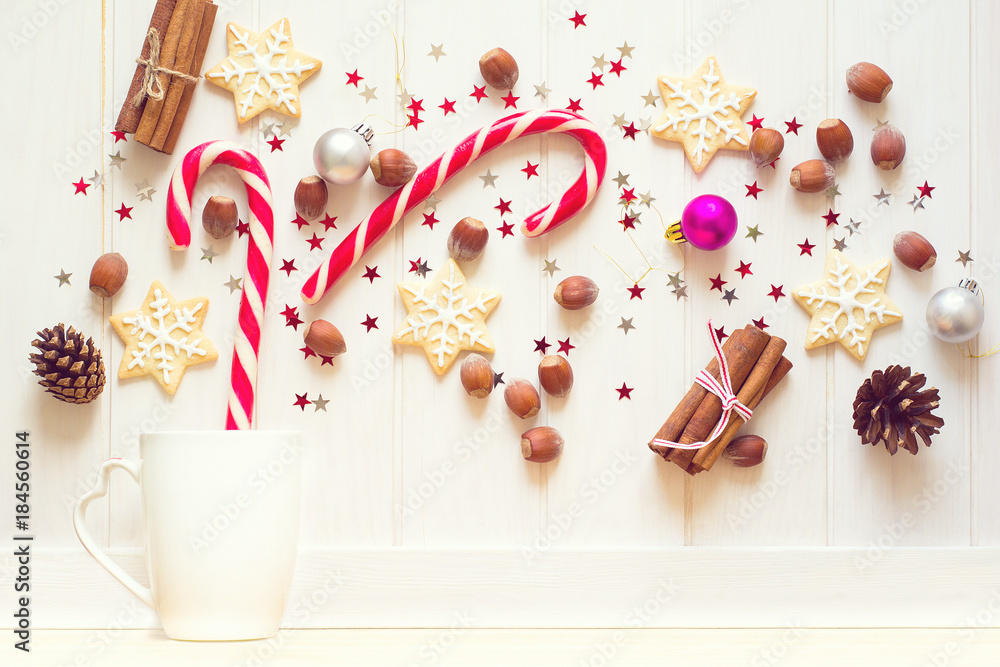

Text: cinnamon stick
xmin=690 ymin=335 xmax=787 ymax=471
xmin=161 ymin=1 xmax=217 ymax=155
xmin=648 ymin=328 xmax=747 ymax=461
xmin=149 ymin=0 xmax=207 ymax=150
xmin=690 ymin=355 xmax=793 ymax=474
xmin=667 ymin=325 xmax=771 ymax=470
xmin=115 ymin=0 xmax=178 ymax=134
xmin=134 ymin=0 xmax=194 ymax=145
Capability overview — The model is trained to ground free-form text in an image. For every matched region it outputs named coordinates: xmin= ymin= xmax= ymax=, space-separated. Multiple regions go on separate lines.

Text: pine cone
xmin=29 ymin=324 xmax=106 ymax=404
xmin=852 ymin=365 xmax=943 ymax=455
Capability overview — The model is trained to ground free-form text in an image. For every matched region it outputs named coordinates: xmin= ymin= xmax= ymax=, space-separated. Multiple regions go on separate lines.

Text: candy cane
xmin=301 ymin=108 xmax=607 ymax=305
xmin=166 ymin=141 xmax=274 ymax=431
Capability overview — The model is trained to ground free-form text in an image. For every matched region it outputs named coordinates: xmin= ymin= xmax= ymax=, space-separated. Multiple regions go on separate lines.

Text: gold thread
xmin=594 ymin=202 xmax=686 ymax=285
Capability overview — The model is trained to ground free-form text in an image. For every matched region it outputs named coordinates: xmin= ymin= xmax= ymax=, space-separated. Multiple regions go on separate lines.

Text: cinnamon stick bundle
xmin=161 ymin=1 xmax=217 ymax=154
xmin=134 ymin=0 xmax=194 ymax=145
xmin=148 ymin=0 xmax=206 ymax=150
xmin=115 ymin=0 xmax=177 ymax=134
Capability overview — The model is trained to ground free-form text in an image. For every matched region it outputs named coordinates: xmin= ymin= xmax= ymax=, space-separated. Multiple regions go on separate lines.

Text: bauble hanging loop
xmin=926 ymin=278 xmax=985 ymax=343
xmin=313 ymin=122 xmax=373 ymax=185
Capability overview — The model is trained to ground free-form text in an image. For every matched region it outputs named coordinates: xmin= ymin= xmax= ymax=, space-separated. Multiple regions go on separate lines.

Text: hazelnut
xmin=504 ymin=378 xmax=540 ymax=419
xmin=202 ymin=195 xmax=239 ymax=239
xmin=460 ymin=353 xmax=494 ymax=398
xmin=893 ymin=231 xmax=937 ymax=272
xmin=538 ymin=355 xmax=573 ymax=398
xmin=89 ymin=252 xmax=128 ymax=298
xmin=479 ymin=47 xmax=519 ymax=90
xmin=748 ymin=128 xmax=784 ymax=168
xmin=815 ymin=118 xmax=854 ymax=163
xmin=871 ymin=124 xmax=906 ymax=170
xmin=846 ymin=62 xmax=893 ymax=103
xmin=521 ymin=426 xmax=564 ymax=463
xmin=554 ymin=275 xmax=599 ymax=310
xmin=789 ymin=159 xmax=836 ymax=193
xmin=294 ymin=176 xmax=329 ymax=220
xmin=370 ymin=149 xmax=417 ymax=188
xmin=447 ymin=217 xmax=489 ymax=262
xmin=722 ymin=435 xmax=767 ymax=467
xmin=303 ymin=319 xmax=346 ymax=358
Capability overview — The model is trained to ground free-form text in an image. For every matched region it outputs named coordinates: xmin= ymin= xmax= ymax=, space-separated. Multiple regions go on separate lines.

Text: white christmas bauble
xmin=926 ymin=279 xmax=985 ymax=343
xmin=313 ymin=124 xmax=373 ymax=185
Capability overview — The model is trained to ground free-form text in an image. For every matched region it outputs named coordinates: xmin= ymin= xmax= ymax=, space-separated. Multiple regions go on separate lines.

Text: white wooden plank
xmin=0 ymin=0 xmax=107 ymax=547
xmin=8 ymin=628 xmax=1000 ymax=667
xmin=10 ymin=547 xmax=1000 ymax=629
xmin=829 ymin=0 xmax=972 ymax=546
xmin=686 ymin=0 xmax=830 ymax=546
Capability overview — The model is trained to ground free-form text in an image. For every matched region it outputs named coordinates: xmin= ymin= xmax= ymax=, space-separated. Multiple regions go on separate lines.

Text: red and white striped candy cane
xmin=301 ymin=109 xmax=607 ymax=305
xmin=166 ymin=141 xmax=274 ymax=431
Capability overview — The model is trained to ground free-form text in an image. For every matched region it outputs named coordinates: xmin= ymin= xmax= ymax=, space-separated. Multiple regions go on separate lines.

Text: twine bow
xmin=651 ymin=320 xmax=753 ymax=451
xmin=132 ymin=27 xmax=199 ymax=107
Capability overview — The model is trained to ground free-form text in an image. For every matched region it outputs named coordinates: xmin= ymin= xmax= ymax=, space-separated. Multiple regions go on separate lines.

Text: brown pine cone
xmin=29 ymin=324 xmax=106 ymax=404
xmin=852 ymin=365 xmax=943 ymax=455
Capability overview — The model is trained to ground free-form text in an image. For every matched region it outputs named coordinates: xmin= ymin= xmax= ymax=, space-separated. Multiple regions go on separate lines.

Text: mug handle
xmin=73 ymin=458 xmax=155 ymax=609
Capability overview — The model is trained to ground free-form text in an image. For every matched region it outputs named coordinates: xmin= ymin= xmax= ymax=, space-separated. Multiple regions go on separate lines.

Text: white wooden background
xmin=3 ymin=0 xmax=1000 ymax=664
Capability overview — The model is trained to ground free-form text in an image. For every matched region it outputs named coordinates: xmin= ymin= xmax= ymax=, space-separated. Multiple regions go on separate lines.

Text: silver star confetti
xmin=427 ymin=43 xmax=446 ymax=61
xmin=638 ymin=117 xmax=652 ymax=132
xmin=957 ymin=250 xmax=973 ymax=267
xmin=423 ymin=194 xmax=441 ymax=211
xmin=722 ymin=288 xmax=738 ymax=305
xmin=312 ymin=394 xmax=329 ymax=412
xmin=873 ymin=188 xmax=891 ymax=206
xmin=641 ymin=90 xmax=658 ymax=107
xmin=612 ymin=113 xmax=626 ymax=129
xmin=745 ymin=224 xmax=763 ymax=242
xmin=832 ymin=236 xmax=848 ymax=251
xmin=617 ymin=41 xmax=635 ymax=58
xmin=873 ymin=119 xmax=889 ymax=131
xmin=201 ymin=246 xmax=217 ymax=263
xmin=666 ymin=272 xmax=684 ymax=289
xmin=672 ymin=285 xmax=688 ymax=300
xmin=415 ymin=260 xmax=431 ymax=277
xmin=224 ymin=275 xmax=242 ymax=293
xmin=397 ymin=87 xmax=414 ymax=110
xmin=108 ymin=151 xmax=126 ymax=170
xmin=825 ymin=184 xmax=841 ymax=199
xmin=592 ymin=54 xmax=608 ymax=70
xmin=542 ymin=259 xmax=560 ymax=276
xmin=639 ymin=191 xmax=655 ymax=208
xmin=908 ymin=195 xmax=925 ymax=212
xmin=617 ymin=317 xmax=635 ymax=335
xmin=846 ymin=218 xmax=863 ymax=236
xmin=612 ymin=171 xmax=630 ymax=188
xmin=534 ymin=82 xmax=551 ymax=99
xmin=87 ymin=170 xmax=102 ymax=187
xmin=136 ymin=179 xmax=156 ymax=202
xmin=274 ymin=120 xmax=295 ymax=138
xmin=54 ymin=269 xmax=72 ymax=286
xmin=259 ymin=121 xmax=277 ymax=139
xmin=360 ymin=85 xmax=378 ymax=102
xmin=479 ymin=169 xmax=499 ymax=188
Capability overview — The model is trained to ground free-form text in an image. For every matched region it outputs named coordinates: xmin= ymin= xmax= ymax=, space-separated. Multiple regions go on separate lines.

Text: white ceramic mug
xmin=74 ymin=431 xmax=302 ymax=641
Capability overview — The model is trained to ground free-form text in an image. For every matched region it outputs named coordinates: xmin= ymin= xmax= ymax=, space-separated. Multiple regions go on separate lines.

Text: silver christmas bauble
xmin=313 ymin=123 xmax=373 ymax=185
xmin=926 ymin=279 xmax=985 ymax=343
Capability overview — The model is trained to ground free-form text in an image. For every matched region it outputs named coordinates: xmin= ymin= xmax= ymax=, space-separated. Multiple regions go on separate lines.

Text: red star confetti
xmin=306 ymin=233 xmax=324 ymax=251
xmin=767 ymin=284 xmax=785 ymax=301
xmin=407 ymin=98 xmax=425 ymax=113
xmin=346 ymin=69 xmax=363 ymax=86
xmin=747 ymin=114 xmax=764 ymax=132
xmin=497 ymin=221 xmax=515 ymax=238
xmin=566 ymin=98 xmax=583 ymax=112
xmin=557 ymin=338 xmax=575 ymax=355
xmin=569 ymin=11 xmax=587 ymax=28
xmin=439 ymin=98 xmax=456 ymax=115
xmin=407 ymin=114 xmax=424 ymax=130
xmin=715 ymin=325 xmax=728 ymax=342
xmin=710 ymin=274 xmax=727 ymax=292
xmin=320 ymin=356 xmax=335 ymax=367
xmin=291 ymin=213 xmax=309 ymax=230
xmin=361 ymin=315 xmax=378 ymax=332
xmin=500 ymin=92 xmax=519 ymax=109
xmin=111 ymin=130 xmax=127 ymax=143
xmin=616 ymin=383 xmax=633 ymax=400
xmin=362 ymin=265 xmax=380 ymax=283
xmin=752 ymin=317 xmax=768 ymax=330
xmin=422 ymin=212 xmax=439 ymax=229
xmin=522 ymin=161 xmax=539 ymax=179
xmin=918 ymin=181 xmax=935 ymax=198
xmin=280 ymin=259 xmax=297 ymax=276
xmin=768 ymin=158 xmax=780 ymax=169
xmin=408 ymin=258 xmax=423 ymax=274
xmin=622 ymin=122 xmax=639 ymax=140
xmin=785 ymin=117 xmax=802 ymax=134
xmin=797 ymin=238 xmax=816 ymax=256
xmin=496 ymin=198 xmax=513 ymax=215
xmin=627 ymin=283 xmax=645 ymax=300
xmin=619 ymin=213 xmax=637 ymax=231
xmin=236 ymin=220 xmax=250 ymax=237
xmin=266 ymin=135 xmax=284 ymax=152
xmin=73 ymin=178 xmax=90 ymax=195
xmin=281 ymin=305 xmax=304 ymax=330
xmin=293 ymin=393 xmax=310 ymax=410
xmin=318 ymin=213 xmax=337 ymax=231
xmin=735 ymin=261 xmax=753 ymax=278
xmin=822 ymin=209 xmax=840 ymax=227
xmin=115 ymin=203 xmax=133 ymax=221
xmin=300 ymin=346 xmax=317 ymax=360
xmin=620 ymin=187 xmax=637 ymax=204
xmin=533 ymin=337 xmax=551 ymax=353
xmin=609 ymin=58 xmax=626 ymax=76
xmin=745 ymin=181 xmax=763 ymax=199
xmin=471 ymin=85 xmax=488 ymax=102
xmin=587 ymin=72 xmax=604 ymax=89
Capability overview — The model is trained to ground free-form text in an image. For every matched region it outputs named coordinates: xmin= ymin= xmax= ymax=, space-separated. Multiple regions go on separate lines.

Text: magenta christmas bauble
xmin=680 ymin=194 xmax=738 ymax=251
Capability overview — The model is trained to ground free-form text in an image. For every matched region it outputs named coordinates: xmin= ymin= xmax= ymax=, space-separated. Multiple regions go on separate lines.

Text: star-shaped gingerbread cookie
xmin=392 ymin=259 xmax=500 ymax=375
xmin=205 ymin=18 xmax=321 ymax=123
xmin=109 ymin=281 xmax=217 ymax=394
xmin=651 ymin=56 xmax=756 ymax=173
xmin=793 ymin=250 xmax=902 ymax=360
